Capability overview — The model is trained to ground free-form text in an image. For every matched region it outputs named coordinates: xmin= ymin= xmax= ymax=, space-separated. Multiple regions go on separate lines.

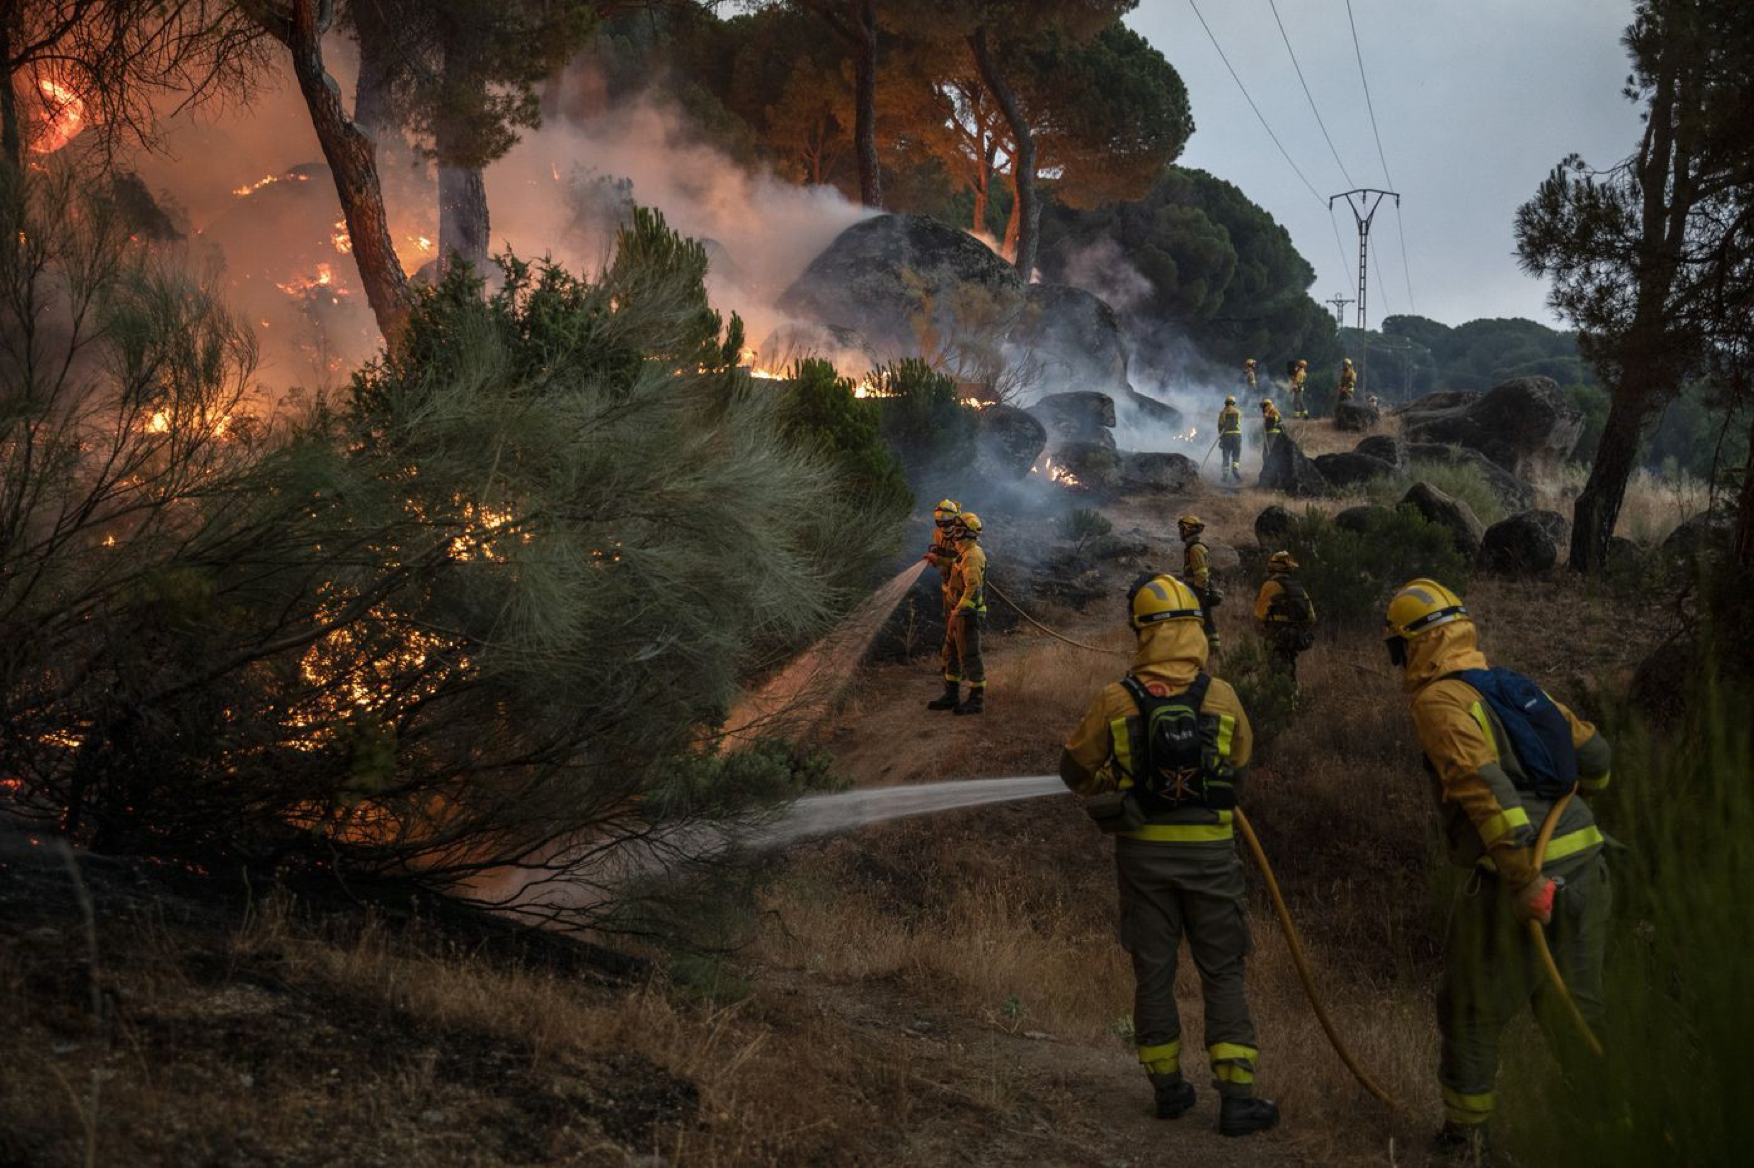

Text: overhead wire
xmin=1184 ymin=0 xmax=1326 ymax=206
xmin=1267 ymin=0 xmax=1355 ymax=189
xmin=1344 ymin=0 xmax=1417 ymax=316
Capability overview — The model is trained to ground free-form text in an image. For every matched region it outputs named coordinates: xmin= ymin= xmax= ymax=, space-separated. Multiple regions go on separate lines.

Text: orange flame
xmin=31 ymin=78 xmax=86 ymax=154
xmin=332 ymin=219 xmax=352 ymax=254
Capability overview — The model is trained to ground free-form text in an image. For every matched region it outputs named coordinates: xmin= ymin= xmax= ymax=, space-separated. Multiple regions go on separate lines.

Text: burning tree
xmin=0 ymin=171 xmax=900 ymax=924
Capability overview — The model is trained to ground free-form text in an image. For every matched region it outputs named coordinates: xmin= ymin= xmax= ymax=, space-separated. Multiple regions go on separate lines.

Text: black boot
xmin=1150 ymin=1075 xmax=1196 ymax=1120
xmin=1429 ymin=1122 xmax=1490 ymax=1167
xmin=1218 ymin=1095 xmax=1280 ymax=1137
xmin=926 ymin=681 xmax=960 ymax=711
xmin=953 ymin=687 xmax=984 ymax=716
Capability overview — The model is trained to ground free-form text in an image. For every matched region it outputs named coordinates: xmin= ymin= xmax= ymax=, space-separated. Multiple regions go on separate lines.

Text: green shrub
xmin=774 ymin=357 xmax=912 ymax=520
xmin=1224 ymin=636 xmax=1299 ymax=748
xmin=868 ymin=357 xmax=977 ymax=486
xmin=1057 ymin=507 xmax=1114 ymax=552
xmin=1281 ymin=505 xmax=1472 ymax=628
xmin=1365 ymin=456 xmax=1507 ymax=525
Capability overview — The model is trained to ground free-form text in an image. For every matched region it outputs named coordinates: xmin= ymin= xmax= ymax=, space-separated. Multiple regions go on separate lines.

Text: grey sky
xmin=1125 ymin=0 xmax=1645 ymax=328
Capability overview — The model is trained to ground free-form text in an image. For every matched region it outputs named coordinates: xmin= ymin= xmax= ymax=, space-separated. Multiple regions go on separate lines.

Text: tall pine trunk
xmin=0 ymin=6 xmax=19 ymax=169
xmin=1569 ymin=381 xmax=1660 ymax=571
xmin=850 ymin=0 xmax=881 ymax=208
xmin=436 ymin=27 xmax=489 ymax=277
xmin=971 ymin=26 xmax=1036 ymax=279
xmin=269 ymin=0 xmax=409 ymax=348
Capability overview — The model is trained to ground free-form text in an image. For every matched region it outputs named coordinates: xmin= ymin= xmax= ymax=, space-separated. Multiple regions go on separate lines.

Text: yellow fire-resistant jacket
xmin=1261 ymin=405 xmax=1283 ymax=434
xmin=1404 ymin=621 xmax=1612 ymax=890
xmin=1181 ymin=539 xmax=1211 ymax=592
xmin=1253 ymin=574 xmax=1312 ymax=626
xmin=1339 ymin=366 xmax=1357 ymax=392
xmin=948 ymin=540 xmax=987 ymax=615
xmin=1291 ymin=369 xmax=1307 ymax=390
xmin=1218 ymin=405 xmax=1242 ymax=435
xmin=1060 ymin=617 xmax=1253 ymax=842
xmin=925 ymin=528 xmax=959 ymax=607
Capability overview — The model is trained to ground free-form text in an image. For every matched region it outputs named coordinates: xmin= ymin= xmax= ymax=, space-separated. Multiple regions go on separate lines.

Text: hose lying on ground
xmin=988 ymin=581 xmax=1124 ymax=657
xmin=1528 ymin=792 xmax=1608 ymax=1059
xmin=1233 ymin=808 xmax=1409 ymax=1115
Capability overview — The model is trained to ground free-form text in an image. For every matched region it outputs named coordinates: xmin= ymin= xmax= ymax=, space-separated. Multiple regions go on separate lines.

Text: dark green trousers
xmin=1437 ymin=853 xmax=1611 ymax=1125
xmin=1117 ymin=839 xmax=1260 ymax=1097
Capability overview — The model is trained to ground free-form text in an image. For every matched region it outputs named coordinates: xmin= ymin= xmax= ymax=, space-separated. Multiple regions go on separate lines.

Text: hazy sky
xmin=1125 ymin=0 xmax=1645 ymax=328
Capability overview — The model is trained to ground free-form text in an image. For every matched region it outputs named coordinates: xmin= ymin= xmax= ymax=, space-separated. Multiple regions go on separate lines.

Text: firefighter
xmin=1383 ymin=579 xmax=1614 ymax=1164
xmin=1059 ymin=573 xmax=1280 ymax=1138
xmin=1217 ymin=396 xmax=1243 ymax=482
xmin=1176 ymin=514 xmax=1222 ymax=659
xmin=1243 ymin=358 xmax=1258 ymax=392
xmin=1289 ymin=359 xmax=1309 ymax=419
xmin=1260 ymin=399 xmax=1283 ymax=441
xmin=937 ymin=512 xmax=988 ymax=716
xmin=925 ymin=500 xmax=964 ymax=711
xmin=1337 ymin=358 xmax=1357 ymax=403
xmin=1252 ymin=551 xmax=1315 ymax=686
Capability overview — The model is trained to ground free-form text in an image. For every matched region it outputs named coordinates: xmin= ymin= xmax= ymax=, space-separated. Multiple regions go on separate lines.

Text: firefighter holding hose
xmin=929 ymin=512 xmax=987 ymax=716
xmin=925 ymin=499 xmax=963 ymax=711
xmin=1383 ymin=579 xmax=1613 ymax=1164
xmin=1059 ymin=574 xmax=1280 ymax=1139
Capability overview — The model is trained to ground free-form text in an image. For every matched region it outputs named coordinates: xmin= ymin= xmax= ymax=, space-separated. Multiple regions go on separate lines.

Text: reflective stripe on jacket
xmin=1218 ymin=406 xmax=1241 ymax=435
xmin=949 ymin=541 xmax=987 ymax=614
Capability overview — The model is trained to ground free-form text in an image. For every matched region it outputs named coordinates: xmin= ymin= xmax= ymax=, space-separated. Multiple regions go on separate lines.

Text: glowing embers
xmin=276 ymin=262 xmax=348 ymax=302
xmin=31 ymin=77 xmax=86 ymax=155
xmin=232 ymin=171 xmax=310 ymax=198
xmin=1032 ymin=455 xmax=1083 ymax=487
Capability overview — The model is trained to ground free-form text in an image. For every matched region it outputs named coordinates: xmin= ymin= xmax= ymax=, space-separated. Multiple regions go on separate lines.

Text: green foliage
xmin=1039 ymin=166 xmax=1339 ymax=374
xmin=1057 ymin=507 xmax=1113 ymax=551
xmin=1224 ymin=636 xmax=1299 ymax=748
xmin=1565 ymin=382 xmax=1610 ymax=463
xmin=1501 ymin=675 xmax=1754 ymax=1166
xmin=868 ymin=358 xmax=978 ymax=486
xmin=1364 ymin=459 xmax=1507 ymax=526
xmin=1279 ymin=507 xmax=1471 ymax=629
xmin=776 ymin=358 xmax=913 ymax=518
xmin=644 ymin=738 xmax=844 ymax=823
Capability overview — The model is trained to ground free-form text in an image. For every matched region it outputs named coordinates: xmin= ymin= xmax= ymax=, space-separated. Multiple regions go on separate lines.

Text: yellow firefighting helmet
xmin=1261 ymin=399 xmax=1275 ymax=410
xmin=1297 ymin=359 xmax=1308 ymax=368
xmin=932 ymin=499 xmax=961 ymax=526
xmin=1224 ymin=394 xmax=1237 ymax=406
xmin=1176 ymin=513 xmax=1204 ymax=539
xmin=1383 ymin=578 xmax=1469 ymax=666
xmin=1127 ymin=573 xmax=1203 ymax=630
xmin=1267 ymin=550 xmax=1298 ymax=572
xmin=1343 ymin=358 xmax=1354 ymax=367
xmin=954 ymin=511 xmax=983 ymax=537
xmin=1245 ymin=358 xmax=1256 ymax=367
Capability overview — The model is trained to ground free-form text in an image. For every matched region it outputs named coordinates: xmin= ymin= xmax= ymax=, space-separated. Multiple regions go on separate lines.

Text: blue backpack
xmin=1448 ymin=668 xmax=1578 ymax=798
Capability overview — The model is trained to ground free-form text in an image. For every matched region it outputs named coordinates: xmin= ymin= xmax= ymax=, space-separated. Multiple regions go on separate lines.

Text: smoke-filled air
xmin=2 ymin=2 xmax=1751 ymax=1166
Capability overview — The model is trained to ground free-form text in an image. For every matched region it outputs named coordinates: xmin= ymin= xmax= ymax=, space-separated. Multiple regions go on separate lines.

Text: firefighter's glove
xmin=1512 ymin=877 xmax=1558 ymax=925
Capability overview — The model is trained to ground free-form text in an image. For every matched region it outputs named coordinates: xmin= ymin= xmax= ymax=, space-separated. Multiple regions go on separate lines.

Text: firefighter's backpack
xmin=1447 ymin=667 xmax=1579 ymax=798
xmin=1118 ymin=673 xmax=1236 ymax=813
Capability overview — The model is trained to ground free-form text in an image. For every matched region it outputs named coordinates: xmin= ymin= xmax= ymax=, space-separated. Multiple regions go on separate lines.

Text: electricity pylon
xmin=1329 ymin=188 xmax=1398 ymax=331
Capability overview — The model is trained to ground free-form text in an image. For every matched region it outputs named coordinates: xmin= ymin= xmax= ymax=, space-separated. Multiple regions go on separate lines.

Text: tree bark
xmin=850 ymin=0 xmax=880 ymax=208
xmin=266 ymin=0 xmax=410 ymax=348
xmin=1735 ymin=407 xmax=1754 ymax=578
xmin=970 ymin=25 xmax=1036 ymax=278
xmin=437 ymin=161 xmax=489 ymax=276
xmin=1568 ymin=381 xmax=1659 ymax=571
xmin=0 ymin=5 xmax=20 ymax=169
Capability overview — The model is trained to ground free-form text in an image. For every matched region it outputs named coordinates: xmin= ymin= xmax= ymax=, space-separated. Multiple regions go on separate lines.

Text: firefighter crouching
xmin=1384 ymin=579 xmax=1613 ymax=1164
xmin=1060 ymin=574 xmax=1280 ymax=1138
xmin=1253 ymin=551 xmax=1316 ymax=687
xmin=929 ymin=512 xmax=988 ymax=716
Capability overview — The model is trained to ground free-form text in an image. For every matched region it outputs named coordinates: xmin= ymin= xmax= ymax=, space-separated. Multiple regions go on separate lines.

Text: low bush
xmin=1280 ymin=505 xmax=1473 ymax=628
xmin=774 ymin=358 xmax=912 ymax=523
xmin=1365 ymin=457 xmax=1507 ymax=525
xmin=869 ymin=357 xmax=977 ymax=487
xmin=1056 ymin=507 xmax=1114 ymax=552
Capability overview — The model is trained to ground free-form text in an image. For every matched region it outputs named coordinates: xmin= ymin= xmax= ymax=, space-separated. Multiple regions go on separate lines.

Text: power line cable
xmin=1344 ymin=0 xmax=1416 ymax=315
xmin=1327 ymin=204 xmax=1353 ymax=297
xmin=1185 ymin=0 xmax=1326 ymax=206
xmin=1267 ymin=0 xmax=1355 ymax=189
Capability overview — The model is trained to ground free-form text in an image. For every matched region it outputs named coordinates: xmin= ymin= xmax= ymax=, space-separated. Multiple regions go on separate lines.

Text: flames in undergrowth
xmin=31 ymin=78 xmax=87 ymax=155
xmin=1031 ymin=455 xmax=1082 ymax=488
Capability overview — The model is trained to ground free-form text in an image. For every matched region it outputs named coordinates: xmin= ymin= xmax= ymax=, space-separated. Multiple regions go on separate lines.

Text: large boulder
xmin=1115 ymin=386 xmax=1186 ymax=439
xmin=1206 ymin=540 xmax=1242 ymax=575
xmin=1257 ymin=433 xmax=1328 ymax=497
xmin=1402 ymin=481 xmax=1485 ymax=559
xmin=1401 ymin=376 xmax=1584 ymax=479
xmin=779 ymin=213 xmax=1021 ymax=360
xmin=1405 ymin=443 xmax=1535 ymax=511
xmin=1254 ymin=504 xmax=1294 ymax=548
xmin=1313 ymin=450 xmax=1396 ymax=490
xmin=1016 ymin=283 xmax=1129 ymax=395
xmin=1662 ymin=508 xmax=1735 ymax=562
xmin=1335 ymin=504 xmax=1393 ymax=534
xmin=974 ymin=405 xmax=1046 ymax=481
xmin=1333 ymin=399 xmax=1382 ymax=433
xmin=1047 ymin=441 xmax=1124 ymax=494
xmin=1524 ymin=509 xmax=1571 ymax=547
xmin=1480 ymin=511 xmax=1561 ymax=576
xmin=1121 ymin=451 xmax=1200 ymax=495
xmin=1354 ymin=435 xmax=1407 ymax=467
xmin=1030 ymin=391 xmax=1116 ymax=449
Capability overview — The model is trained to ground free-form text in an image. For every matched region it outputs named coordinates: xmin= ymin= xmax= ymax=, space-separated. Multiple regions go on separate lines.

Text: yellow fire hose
xmin=1233 ymin=808 xmax=1408 ymax=1115
xmin=1529 ymin=792 xmax=1607 ymax=1059
xmin=988 ymin=581 xmax=1125 ymax=657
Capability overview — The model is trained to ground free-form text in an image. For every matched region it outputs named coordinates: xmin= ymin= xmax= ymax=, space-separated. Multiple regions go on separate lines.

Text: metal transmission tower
xmin=1326 ymin=293 xmax=1355 ymax=325
xmin=1329 ymin=188 xmax=1398 ymax=330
